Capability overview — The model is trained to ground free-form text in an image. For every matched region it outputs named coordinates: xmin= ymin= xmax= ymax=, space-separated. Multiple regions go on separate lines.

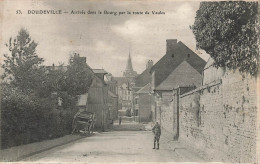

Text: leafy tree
xmin=45 ymin=65 xmax=66 ymax=93
xmin=191 ymin=2 xmax=259 ymax=76
xmin=2 ymin=28 xmax=46 ymax=93
xmin=65 ymin=53 xmax=94 ymax=96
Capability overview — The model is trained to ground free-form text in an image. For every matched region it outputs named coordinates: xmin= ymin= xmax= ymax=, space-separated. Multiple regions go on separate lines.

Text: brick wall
xmin=179 ymin=70 xmax=257 ymax=163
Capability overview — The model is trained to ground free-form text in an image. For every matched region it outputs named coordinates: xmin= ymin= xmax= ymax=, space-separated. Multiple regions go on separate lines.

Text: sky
xmin=1 ymin=0 xmax=209 ymax=77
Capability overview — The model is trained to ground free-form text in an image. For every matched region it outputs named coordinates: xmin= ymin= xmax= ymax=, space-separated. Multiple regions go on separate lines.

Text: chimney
xmin=166 ymin=39 xmax=177 ymax=54
xmin=81 ymin=57 xmax=86 ymax=63
xmin=146 ymin=60 xmax=153 ymax=69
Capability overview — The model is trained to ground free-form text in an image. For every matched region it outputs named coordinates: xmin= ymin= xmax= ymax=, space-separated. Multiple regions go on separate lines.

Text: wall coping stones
xmin=180 ymin=79 xmax=222 ymax=98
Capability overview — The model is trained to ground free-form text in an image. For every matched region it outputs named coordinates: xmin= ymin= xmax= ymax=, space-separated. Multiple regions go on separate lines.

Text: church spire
xmin=123 ymin=48 xmax=137 ymax=78
xmin=125 ymin=49 xmax=133 ymax=71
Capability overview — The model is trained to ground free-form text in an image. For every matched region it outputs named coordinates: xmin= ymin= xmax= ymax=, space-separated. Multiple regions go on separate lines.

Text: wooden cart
xmin=71 ymin=111 xmax=96 ymax=134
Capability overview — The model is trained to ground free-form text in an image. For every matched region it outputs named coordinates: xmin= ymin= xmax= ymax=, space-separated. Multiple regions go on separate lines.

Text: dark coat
xmin=152 ymin=123 xmax=161 ymax=137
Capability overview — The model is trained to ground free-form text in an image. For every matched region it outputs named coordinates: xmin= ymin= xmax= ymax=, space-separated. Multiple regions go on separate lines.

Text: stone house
xmin=134 ymin=83 xmax=152 ymax=122
xmin=150 ymin=39 xmax=206 ymax=139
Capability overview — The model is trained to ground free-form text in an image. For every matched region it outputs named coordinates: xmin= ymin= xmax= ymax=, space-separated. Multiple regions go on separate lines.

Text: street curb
xmin=0 ymin=134 xmax=88 ymax=162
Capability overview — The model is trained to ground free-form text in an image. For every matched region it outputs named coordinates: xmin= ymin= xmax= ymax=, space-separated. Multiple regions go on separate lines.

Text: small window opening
xmin=188 ymin=54 xmax=191 ymax=58
xmin=172 ymin=54 xmax=174 ymax=58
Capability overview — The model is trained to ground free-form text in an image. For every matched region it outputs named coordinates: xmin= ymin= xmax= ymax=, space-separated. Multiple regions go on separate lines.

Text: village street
xmin=22 ymin=126 xmax=205 ymax=162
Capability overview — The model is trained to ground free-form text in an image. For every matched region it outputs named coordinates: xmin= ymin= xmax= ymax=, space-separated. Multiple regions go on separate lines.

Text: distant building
xmin=133 ymin=60 xmax=153 ymax=121
xmin=134 ymin=83 xmax=152 ymax=122
xmin=108 ymin=90 xmax=118 ymax=120
xmin=113 ymin=52 xmax=138 ymax=116
xmin=105 ymin=73 xmax=117 ymax=94
xmin=114 ymin=77 xmax=134 ymax=115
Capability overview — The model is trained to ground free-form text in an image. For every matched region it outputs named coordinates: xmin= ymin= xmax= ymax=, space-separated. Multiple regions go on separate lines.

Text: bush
xmin=1 ymin=84 xmax=76 ymax=149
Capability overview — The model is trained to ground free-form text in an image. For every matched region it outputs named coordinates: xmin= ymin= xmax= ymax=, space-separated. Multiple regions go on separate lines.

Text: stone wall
xmin=160 ymin=91 xmax=174 ymax=140
xmin=179 ymin=70 xmax=258 ymax=163
xmin=138 ymin=94 xmax=152 ymax=122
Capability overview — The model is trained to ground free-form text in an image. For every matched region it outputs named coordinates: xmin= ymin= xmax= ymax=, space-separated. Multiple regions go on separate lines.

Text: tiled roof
xmin=150 ymin=41 xmax=206 ymax=88
xmin=136 ymin=83 xmax=151 ymax=94
xmin=135 ymin=66 xmax=152 ymax=88
xmin=155 ymin=61 xmax=202 ymax=91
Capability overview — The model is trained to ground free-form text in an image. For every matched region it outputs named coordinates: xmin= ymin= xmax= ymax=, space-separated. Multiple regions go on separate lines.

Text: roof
xmin=135 ymin=66 xmax=152 ymax=88
xmin=203 ymin=57 xmax=214 ymax=70
xmin=136 ymin=83 xmax=151 ymax=94
xmin=92 ymin=69 xmax=108 ymax=74
xmin=77 ymin=94 xmax=88 ymax=106
xmin=155 ymin=61 xmax=202 ymax=91
xmin=108 ymin=90 xmax=117 ymax=98
xmin=113 ymin=77 xmax=132 ymax=86
xmin=132 ymin=87 xmax=142 ymax=92
xmin=150 ymin=41 xmax=206 ymax=88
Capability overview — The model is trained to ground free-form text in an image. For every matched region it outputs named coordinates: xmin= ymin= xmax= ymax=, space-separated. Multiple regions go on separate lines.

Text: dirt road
xmin=23 ymin=131 xmax=205 ymax=162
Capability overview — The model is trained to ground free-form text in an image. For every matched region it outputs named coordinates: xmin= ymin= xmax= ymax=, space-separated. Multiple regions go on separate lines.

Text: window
xmin=135 ymin=98 xmax=138 ymax=104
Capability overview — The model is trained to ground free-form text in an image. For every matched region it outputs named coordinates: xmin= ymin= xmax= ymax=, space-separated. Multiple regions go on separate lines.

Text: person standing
xmin=152 ymin=122 xmax=161 ymax=149
xmin=119 ymin=117 xmax=122 ymax=125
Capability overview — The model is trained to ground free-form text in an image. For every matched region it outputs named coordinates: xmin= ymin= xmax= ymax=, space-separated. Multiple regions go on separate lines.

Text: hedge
xmin=1 ymin=85 xmax=76 ymax=149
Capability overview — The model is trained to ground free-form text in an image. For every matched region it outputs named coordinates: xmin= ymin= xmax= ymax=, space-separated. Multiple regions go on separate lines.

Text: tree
xmin=2 ymin=28 xmax=46 ymax=93
xmin=65 ymin=53 xmax=94 ymax=96
xmin=191 ymin=2 xmax=259 ymax=76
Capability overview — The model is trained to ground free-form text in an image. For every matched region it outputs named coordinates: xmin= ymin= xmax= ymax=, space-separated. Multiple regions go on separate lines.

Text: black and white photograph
xmin=0 ymin=0 xmax=259 ymax=163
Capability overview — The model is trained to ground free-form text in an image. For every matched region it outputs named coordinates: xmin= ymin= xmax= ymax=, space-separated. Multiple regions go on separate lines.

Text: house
xmin=105 ymin=73 xmax=117 ymax=94
xmin=150 ymin=39 xmax=206 ymax=139
xmin=108 ymin=90 xmax=118 ymax=120
xmin=134 ymin=83 xmax=152 ymax=122
xmin=46 ymin=55 xmax=111 ymax=131
xmin=135 ymin=60 xmax=153 ymax=88
xmin=87 ymin=68 xmax=109 ymax=131
xmin=132 ymin=60 xmax=153 ymax=120
xmin=114 ymin=77 xmax=134 ymax=116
